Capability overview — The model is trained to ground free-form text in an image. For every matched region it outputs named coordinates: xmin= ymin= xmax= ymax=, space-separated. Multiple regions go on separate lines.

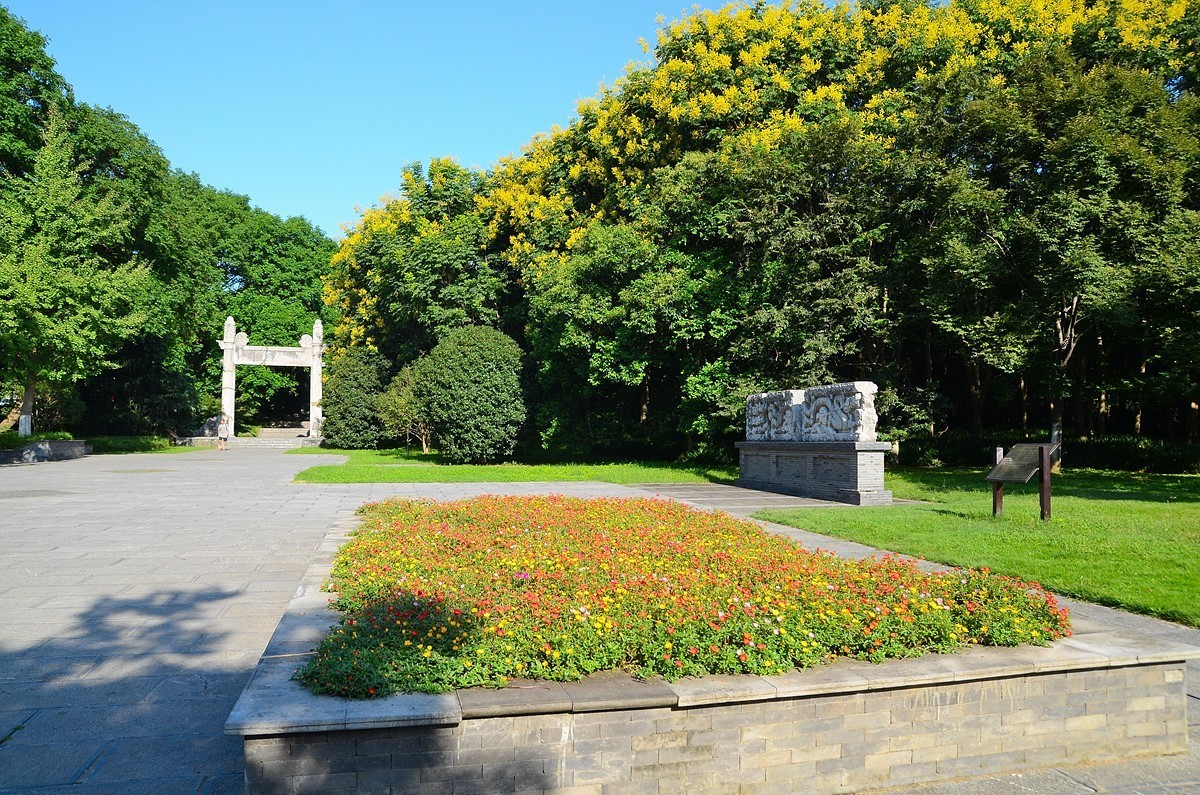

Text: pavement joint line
xmin=1052 ymin=770 xmax=1101 ymax=792
xmin=70 ymin=739 xmax=112 ymax=785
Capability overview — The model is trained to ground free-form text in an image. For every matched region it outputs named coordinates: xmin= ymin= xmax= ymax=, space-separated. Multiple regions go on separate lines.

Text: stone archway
xmin=217 ymin=316 xmax=324 ymax=437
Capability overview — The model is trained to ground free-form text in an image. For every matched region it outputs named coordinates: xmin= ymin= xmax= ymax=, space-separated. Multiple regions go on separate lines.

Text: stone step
xmin=228 ymin=437 xmax=316 ymax=449
xmin=258 ymin=426 xmax=309 ymax=439
xmin=175 ymin=436 xmax=322 ymax=449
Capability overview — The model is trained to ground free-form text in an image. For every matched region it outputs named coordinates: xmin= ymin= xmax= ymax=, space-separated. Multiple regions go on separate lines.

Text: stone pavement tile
xmin=0 ymin=740 xmax=110 ymax=788
xmin=140 ymin=671 xmax=251 ymax=703
xmin=0 ymin=650 xmax=102 ymax=681
xmin=0 ymin=708 xmax=35 ymax=741
xmin=0 ymin=777 xmax=207 ymax=795
xmin=0 ymin=675 xmax=164 ymax=710
xmin=1057 ymin=731 xmax=1200 ymax=793
xmin=82 ymin=734 xmax=243 ymax=783
xmin=9 ymin=699 xmax=236 ymax=746
xmin=0 ymin=607 xmax=94 ymax=626
xmin=199 ymin=772 xmax=246 ymax=795
xmin=876 ymin=769 xmax=1092 ymax=793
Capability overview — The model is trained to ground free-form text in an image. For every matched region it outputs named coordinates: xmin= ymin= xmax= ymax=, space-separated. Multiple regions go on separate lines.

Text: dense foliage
xmin=320 ymin=347 xmax=387 ymax=449
xmin=296 ymin=495 xmax=1070 ymax=697
xmin=411 ymin=326 xmax=526 ymax=463
xmin=0 ymin=7 xmax=332 ymax=437
xmin=326 ymin=0 xmax=1200 ymax=462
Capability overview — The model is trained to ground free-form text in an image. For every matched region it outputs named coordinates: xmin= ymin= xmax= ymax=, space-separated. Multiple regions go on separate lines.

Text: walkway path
xmin=0 ymin=452 xmax=1195 ymax=793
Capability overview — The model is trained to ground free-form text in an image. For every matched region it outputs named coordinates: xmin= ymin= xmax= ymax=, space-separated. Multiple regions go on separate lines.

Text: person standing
xmin=217 ymin=414 xmax=230 ymax=451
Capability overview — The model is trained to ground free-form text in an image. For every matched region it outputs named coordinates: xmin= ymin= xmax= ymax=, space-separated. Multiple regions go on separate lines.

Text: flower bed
xmin=296 ymin=496 xmax=1069 ymax=698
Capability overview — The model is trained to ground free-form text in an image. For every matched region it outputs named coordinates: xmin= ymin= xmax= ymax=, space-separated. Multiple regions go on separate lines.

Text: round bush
xmin=412 ymin=326 xmax=525 ymax=464
xmin=320 ymin=348 xmax=386 ymax=449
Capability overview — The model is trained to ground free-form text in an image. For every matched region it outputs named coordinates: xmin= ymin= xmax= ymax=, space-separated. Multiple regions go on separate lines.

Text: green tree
xmin=412 ymin=326 xmax=525 ymax=463
xmin=527 ymin=222 xmax=705 ymax=453
xmin=325 ymin=159 xmax=510 ymax=363
xmin=0 ymin=7 xmax=70 ymax=177
xmin=0 ymin=104 xmax=149 ymax=434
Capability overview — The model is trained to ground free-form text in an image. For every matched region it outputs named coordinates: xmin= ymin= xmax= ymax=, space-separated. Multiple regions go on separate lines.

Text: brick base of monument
xmin=735 ymin=440 xmax=893 ymax=505
xmin=235 ymin=656 xmax=1189 ymax=794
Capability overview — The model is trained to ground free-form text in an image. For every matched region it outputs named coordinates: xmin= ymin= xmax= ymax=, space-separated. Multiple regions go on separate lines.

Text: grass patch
xmin=295 ymin=495 xmax=1069 ymax=698
xmin=87 ymin=436 xmax=199 ymax=454
xmin=757 ymin=468 xmax=1200 ymax=627
xmin=289 ymin=447 xmax=738 ymax=484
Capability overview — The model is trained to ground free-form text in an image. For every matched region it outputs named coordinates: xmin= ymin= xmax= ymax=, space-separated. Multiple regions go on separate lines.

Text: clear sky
xmin=5 ymin=1 xmax=688 ymax=238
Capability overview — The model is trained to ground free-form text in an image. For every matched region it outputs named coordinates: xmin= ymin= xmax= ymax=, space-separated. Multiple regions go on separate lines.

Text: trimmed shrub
xmin=321 ymin=348 xmax=387 ymax=449
xmin=412 ymin=326 xmax=525 ymax=464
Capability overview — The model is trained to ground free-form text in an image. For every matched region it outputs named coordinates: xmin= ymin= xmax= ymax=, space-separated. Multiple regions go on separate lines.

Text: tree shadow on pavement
xmin=0 ymin=586 xmax=261 ymax=794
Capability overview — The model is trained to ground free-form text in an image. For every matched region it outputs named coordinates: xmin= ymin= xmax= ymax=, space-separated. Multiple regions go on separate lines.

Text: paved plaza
xmin=0 ymin=450 xmax=1196 ymax=793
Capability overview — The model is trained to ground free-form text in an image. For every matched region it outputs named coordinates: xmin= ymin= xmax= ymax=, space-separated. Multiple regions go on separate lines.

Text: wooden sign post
xmin=986 ymin=443 xmax=1059 ymax=521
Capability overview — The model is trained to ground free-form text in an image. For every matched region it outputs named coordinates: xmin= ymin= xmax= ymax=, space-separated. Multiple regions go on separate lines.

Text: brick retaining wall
xmin=232 ymin=645 xmax=1192 ymax=793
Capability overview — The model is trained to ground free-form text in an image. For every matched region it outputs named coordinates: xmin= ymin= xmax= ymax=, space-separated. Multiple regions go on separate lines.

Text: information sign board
xmin=986 ymin=443 xmax=1047 ymax=484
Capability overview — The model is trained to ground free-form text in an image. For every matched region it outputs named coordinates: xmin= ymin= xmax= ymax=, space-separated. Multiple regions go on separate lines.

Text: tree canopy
xmin=327 ymin=0 xmax=1200 ymax=458
xmin=0 ymin=7 xmax=334 ymax=436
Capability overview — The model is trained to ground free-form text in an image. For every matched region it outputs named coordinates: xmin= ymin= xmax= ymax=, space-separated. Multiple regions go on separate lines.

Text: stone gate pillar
xmin=221 ymin=316 xmax=237 ymax=434
xmin=309 ymin=320 xmax=323 ymax=437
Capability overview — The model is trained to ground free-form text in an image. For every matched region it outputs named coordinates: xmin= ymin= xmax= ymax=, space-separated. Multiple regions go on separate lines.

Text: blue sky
xmin=5 ymin=1 xmax=688 ymax=238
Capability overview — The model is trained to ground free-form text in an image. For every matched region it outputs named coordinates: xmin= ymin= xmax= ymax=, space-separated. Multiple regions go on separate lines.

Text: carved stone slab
xmin=745 ymin=382 xmax=878 ymax=443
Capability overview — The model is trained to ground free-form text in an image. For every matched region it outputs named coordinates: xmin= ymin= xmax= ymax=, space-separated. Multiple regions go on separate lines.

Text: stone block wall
xmin=735 ymin=441 xmax=893 ymax=505
xmin=241 ymin=662 xmax=1187 ymax=794
xmin=0 ymin=439 xmax=87 ymax=465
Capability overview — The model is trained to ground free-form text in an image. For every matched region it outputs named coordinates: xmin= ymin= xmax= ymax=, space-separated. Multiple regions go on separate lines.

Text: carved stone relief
xmin=745 ymin=382 xmax=878 ymax=443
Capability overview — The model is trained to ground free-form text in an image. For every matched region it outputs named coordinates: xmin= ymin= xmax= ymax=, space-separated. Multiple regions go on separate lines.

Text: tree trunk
xmin=967 ymin=360 xmax=984 ymax=440
xmin=1095 ymin=336 xmax=1108 ymax=436
xmin=1019 ymin=376 xmax=1029 ymax=437
xmin=1076 ymin=391 xmax=1092 ymax=439
xmin=1134 ymin=359 xmax=1147 ymax=439
xmin=639 ymin=378 xmax=651 ymax=436
xmin=1049 ymin=396 xmax=1063 ymax=447
xmin=1074 ymin=349 xmax=1091 ymax=439
xmin=0 ymin=401 xmax=19 ymax=433
xmin=1188 ymin=400 xmax=1198 ymax=444
xmin=18 ymin=383 xmax=35 ymax=436
xmin=925 ymin=334 xmax=935 ymax=437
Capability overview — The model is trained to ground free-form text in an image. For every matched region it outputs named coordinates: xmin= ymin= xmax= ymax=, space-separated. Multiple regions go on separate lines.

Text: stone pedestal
xmin=736 ymin=440 xmax=893 ymax=505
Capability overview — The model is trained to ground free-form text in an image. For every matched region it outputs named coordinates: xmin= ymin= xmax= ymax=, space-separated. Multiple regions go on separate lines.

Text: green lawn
xmin=757 ymin=468 xmax=1200 ymax=627
xmin=289 ymin=447 xmax=739 ymax=484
